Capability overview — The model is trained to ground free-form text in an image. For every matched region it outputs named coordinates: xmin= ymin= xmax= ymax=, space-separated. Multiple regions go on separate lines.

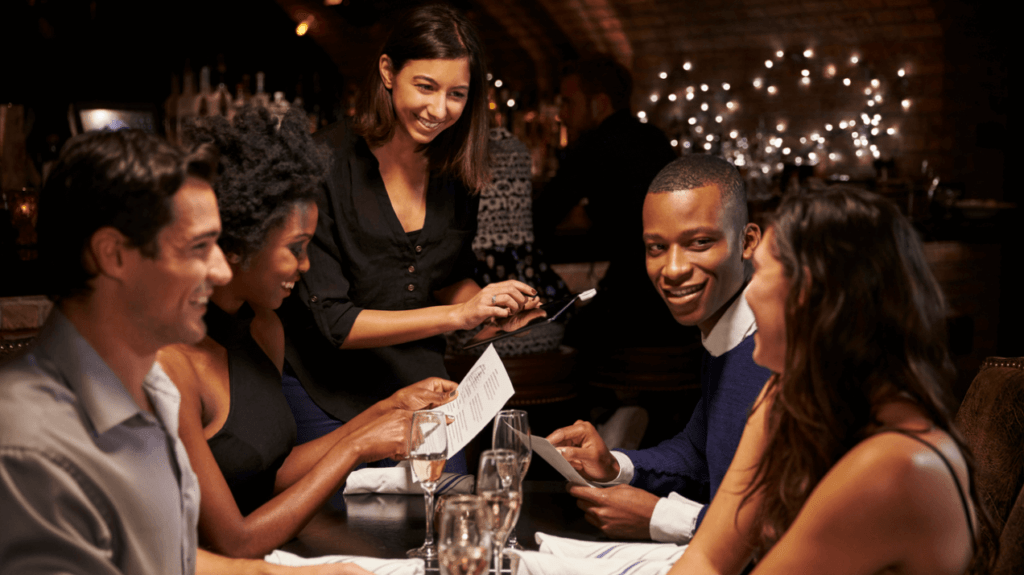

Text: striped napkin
xmin=265 ymin=549 xmax=424 ymax=575
xmin=507 ymin=532 xmax=687 ymax=575
xmin=343 ymin=461 xmax=474 ymax=495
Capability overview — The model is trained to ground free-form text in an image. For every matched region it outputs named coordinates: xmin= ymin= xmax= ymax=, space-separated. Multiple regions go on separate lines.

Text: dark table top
xmin=282 ymin=481 xmax=602 ymax=572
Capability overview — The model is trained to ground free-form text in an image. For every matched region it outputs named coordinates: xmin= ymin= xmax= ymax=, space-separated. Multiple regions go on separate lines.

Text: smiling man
xmin=0 ymin=130 xmax=232 ymax=574
xmin=548 ymin=154 xmax=771 ymax=544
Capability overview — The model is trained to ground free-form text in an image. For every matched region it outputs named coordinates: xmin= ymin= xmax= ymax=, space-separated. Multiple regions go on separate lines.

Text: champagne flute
xmin=438 ymin=494 xmax=492 ymax=575
xmin=407 ymin=410 xmax=448 ymax=560
xmin=477 ymin=449 xmax=522 ymax=575
xmin=492 ymin=410 xmax=531 ymax=549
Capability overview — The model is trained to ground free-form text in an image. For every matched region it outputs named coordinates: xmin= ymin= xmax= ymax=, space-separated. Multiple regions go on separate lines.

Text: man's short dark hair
xmin=38 ymin=130 xmax=217 ymax=300
xmin=564 ymin=54 xmax=633 ymax=112
xmin=647 ymin=154 xmax=748 ymax=232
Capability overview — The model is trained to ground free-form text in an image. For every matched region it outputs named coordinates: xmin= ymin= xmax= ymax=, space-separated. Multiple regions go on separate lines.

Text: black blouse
xmin=279 ymin=120 xmax=478 ymax=421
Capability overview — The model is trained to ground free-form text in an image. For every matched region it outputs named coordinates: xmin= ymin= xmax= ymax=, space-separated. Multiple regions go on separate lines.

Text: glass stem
xmin=423 ymin=485 xmax=436 ymax=547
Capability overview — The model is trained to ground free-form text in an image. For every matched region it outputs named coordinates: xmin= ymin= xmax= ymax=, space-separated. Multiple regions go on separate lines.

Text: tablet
xmin=461 ymin=289 xmax=596 ymax=350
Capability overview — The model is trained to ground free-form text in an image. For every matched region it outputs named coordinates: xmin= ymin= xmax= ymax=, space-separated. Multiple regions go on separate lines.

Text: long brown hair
xmin=352 ymin=3 xmax=490 ymax=192
xmin=743 ymin=187 xmax=994 ymax=572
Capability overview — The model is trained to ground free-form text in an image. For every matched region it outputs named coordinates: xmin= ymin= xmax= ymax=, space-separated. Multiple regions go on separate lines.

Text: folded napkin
xmin=509 ymin=550 xmax=675 ymax=575
xmin=343 ymin=461 xmax=475 ymax=495
xmin=265 ymin=549 xmax=424 ymax=575
xmin=536 ymin=532 xmax=687 ymax=561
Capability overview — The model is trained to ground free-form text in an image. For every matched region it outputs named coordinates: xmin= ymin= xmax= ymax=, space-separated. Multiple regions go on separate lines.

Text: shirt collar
xmin=36 ymin=308 xmax=151 ymax=435
xmin=701 ymin=284 xmax=757 ymax=357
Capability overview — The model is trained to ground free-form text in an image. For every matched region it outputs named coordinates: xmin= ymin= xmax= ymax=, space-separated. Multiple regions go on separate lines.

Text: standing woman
xmin=667 ymin=188 xmax=994 ymax=575
xmin=280 ymin=4 xmax=538 ymax=453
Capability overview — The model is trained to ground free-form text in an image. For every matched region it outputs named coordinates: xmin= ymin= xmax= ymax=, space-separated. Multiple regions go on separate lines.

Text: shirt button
xmin=309 ymin=295 xmax=318 ymax=303
xmin=408 ymin=265 xmax=415 ymax=273
xmin=415 ymin=245 xmax=423 ymax=254
xmin=407 ymin=284 xmax=415 ymax=292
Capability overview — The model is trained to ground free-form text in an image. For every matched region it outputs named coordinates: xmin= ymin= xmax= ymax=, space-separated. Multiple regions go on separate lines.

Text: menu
xmin=435 ymin=344 xmax=515 ymax=455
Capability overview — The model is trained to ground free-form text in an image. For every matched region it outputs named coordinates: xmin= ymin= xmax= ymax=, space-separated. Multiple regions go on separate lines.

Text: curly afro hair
xmin=185 ymin=105 xmax=328 ymax=266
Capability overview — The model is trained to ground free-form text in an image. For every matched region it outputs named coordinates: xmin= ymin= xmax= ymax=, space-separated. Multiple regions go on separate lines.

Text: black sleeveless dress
xmin=205 ymin=302 xmax=297 ymax=516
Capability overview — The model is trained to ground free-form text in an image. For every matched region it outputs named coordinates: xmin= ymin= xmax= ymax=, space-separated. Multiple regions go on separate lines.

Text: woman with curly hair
xmin=278 ymin=4 xmax=540 ymax=454
xmin=667 ymin=187 xmax=994 ymax=575
xmin=157 ymin=105 xmax=456 ymax=564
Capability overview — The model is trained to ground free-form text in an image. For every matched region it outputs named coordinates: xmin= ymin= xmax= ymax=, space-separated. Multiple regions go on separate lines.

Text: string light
xmin=722 ymin=82 xmax=731 ymax=90
xmin=668 ymin=93 xmax=677 ymax=102
xmin=767 ymin=85 xmax=778 ymax=95
xmin=506 ymin=98 xmax=515 ymax=107
xmin=659 ymin=72 xmax=668 ymax=79
xmin=701 ymin=102 xmax=709 ymax=111
xmin=765 ymin=60 xmax=774 ymax=68
xmin=801 ymin=77 xmax=811 ymax=86
xmin=801 ymin=69 xmax=810 ymax=77
xmin=700 ymin=84 xmax=709 ymax=92
xmin=753 ymin=78 xmax=763 ymax=89
xmin=685 ymin=92 xmax=695 ymax=101
xmin=843 ymin=78 xmax=851 ymax=86
xmin=671 ymin=139 xmax=678 ymax=147
xmin=902 ymin=99 xmax=912 ymax=110
xmin=898 ymin=68 xmax=906 ymax=77
xmin=887 ymin=127 xmax=897 ymax=135
xmin=850 ymin=55 xmax=860 ymax=64
xmin=729 ymin=130 xmax=739 ymax=138
xmin=825 ymin=64 xmax=836 ymax=78
xmin=683 ymin=61 xmax=692 ymax=71
xmin=870 ymin=79 xmax=880 ymax=88
xmin=803 ymin=48 xmax=814 ymax=58
xmin=494 ymin=79 xmax=503 ymax=88
xmin=637 ymin=111 xmax=647 ymax=119
xmin=726 ymin=101 xmax=736 ymax=110
xmin=715 ymin=115 xmax=723 ymax=123
xmin=650 ymin=94 xmax=659 ymax=102
xmin=776 ymin=50 xmax=784 ymax=58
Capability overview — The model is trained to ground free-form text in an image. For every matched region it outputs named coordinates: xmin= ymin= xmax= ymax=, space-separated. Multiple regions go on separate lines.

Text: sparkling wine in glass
xmin=477 ymin=449 xmax=522 ymax=575
xmin=438 ymin=494 xmax=492 ymax=575
xmin=408 ymin=410 xmax=448 ymax=560
xmin=492 ymin=410 xmax=531 ymax=549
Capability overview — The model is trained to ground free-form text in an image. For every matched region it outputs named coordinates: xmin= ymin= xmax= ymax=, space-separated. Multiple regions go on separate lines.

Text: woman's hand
xmin=451 ymin=279 xmax=540 ymax=331
xmin=348 ymin=410 xmax=413 ymax=464
xmin=385 ymin=377 xmax=458 ymax=411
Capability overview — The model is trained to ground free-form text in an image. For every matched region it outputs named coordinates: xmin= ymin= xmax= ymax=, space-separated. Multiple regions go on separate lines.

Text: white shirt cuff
xmin=649 ymin=492 xmax=702 ymax=543
xmin=594 ymin=451 xmax=635 ymax=486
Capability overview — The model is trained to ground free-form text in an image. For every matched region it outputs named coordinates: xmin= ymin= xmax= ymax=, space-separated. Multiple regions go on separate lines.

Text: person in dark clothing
xmin=534 ymin=55 xmax=689 ymax=351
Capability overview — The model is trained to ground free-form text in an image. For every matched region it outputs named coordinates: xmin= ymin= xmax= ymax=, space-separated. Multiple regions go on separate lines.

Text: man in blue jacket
xmin=548 ymin=154 xmax=771 ymax=542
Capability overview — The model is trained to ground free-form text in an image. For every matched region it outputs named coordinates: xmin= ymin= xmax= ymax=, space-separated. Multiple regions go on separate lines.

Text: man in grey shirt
xmin=0 ymin=130 xmax=231 ymax=574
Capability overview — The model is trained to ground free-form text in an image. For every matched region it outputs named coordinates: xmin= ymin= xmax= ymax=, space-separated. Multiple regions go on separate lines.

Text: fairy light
xmin=637 ymin=111 xmax=647 ymax=119
xmin=783 ymin=147 xmax=791 ymax=155
xmin=671 ymin=139 xmax=678 ymax=147
xmin=494 ymin=79 xmax=503 ymax=88
xmin=800 ymin=137 xmax=807 ymax=144
xmin=700 ymin=84 xmax=709 ymax=92
xmin=843 ymin=78 xmax=851 ymax=86
xmin=839 ymin=121 xmax=848 ymax=129
xmin=694 ymin=125 xmax=704 ymax=134
xmin=874 ymin=94 xmax=882 ymax=103
xmin=704 ymin=142 xmax=713 ymax=150
xmin=753 ymin=78 xmax=764 ymax=89
xmin=794 ymin=156 xmax=803 ymax=165
xmin=506 ymin=98 xmax=515 ymax=107
xmin=650 ymin=94 xmax=659 ymax=102
xmin=887 ymin=127 xmax=897 ymax=135
xmin=801 ymin=77 xmax=811 ymax=86
xmin=825 ymin=64 xmax=836 ymax=78
xmin=765 ymin=146 xmax=774 ymax=153
xmin=685 ymin=92 xmax=695 ymax=101
xmin=726 ymin=101 xmax=736 ymax=110
xmin=701 ymin=102 xmax=709 ymax=111
xmin=802 ymin=69 xmax=810 ymax=77
xmin=715 ymin=115 xmax=723 ymax=123
xmin=729 ymin=130 xmax=739 ymax=138
xmin=902 ymin=99 xmax=912 ymax=110
xmin=668 ymin=93 xmax=677 ymax=102
xmin=659 ymin=71 xmax=668 ymax=79
xmin=775 ymin=50 xmax=784 ymax=58
xmin=706 ymin=135 xmax=715 ymax=142
xmin=688 ymin=117 xmax=697 ymax=125
xmin=825 ymin=124 xmax=833 ymax=131
xmin=898 ymin=68 xmax=906 ymax=77
xmin=765 ymin=60 xmax=774 ymax=69
xmin=776 ymin=123 xmax=786 ymax=132
xmin=683 ymin=61 xmax=692 ymax=71
xmin=721 ymin=82 xmax=731 ymax=91
xmin=871 ymin=79 xmax=880 ymax=88
xmin=829 ymin=153 xmax=838 ymax=160
xmin=767 ymin=85 xmax=778 ymax=95
xmin=850 ymin=55 xmax=860 ymax=64
xmin=864 ymin=88 xmax=872 ymax=96
xmin=803 ymin=48 xmax=814 ymax=58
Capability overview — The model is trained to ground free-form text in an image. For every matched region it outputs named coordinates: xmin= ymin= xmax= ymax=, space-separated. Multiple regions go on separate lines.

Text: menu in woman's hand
xmin=435 ymin=344 xmax=515 ymax=454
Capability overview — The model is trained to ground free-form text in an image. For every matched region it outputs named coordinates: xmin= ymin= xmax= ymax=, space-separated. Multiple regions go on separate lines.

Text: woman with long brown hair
xmin=668 ymin=187 xmax=994 ymax=575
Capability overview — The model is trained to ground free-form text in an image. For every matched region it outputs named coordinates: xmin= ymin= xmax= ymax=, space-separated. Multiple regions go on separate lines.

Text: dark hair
xmin=352 ymin=3 xmax=490 ymax=192
xmin=743 ymin=187 xmax=995 ymax=572
xmin=563 ymin=54 xmax=633 ymax=112
xmin=184 ymin=105 xmax=327 ymax=266
xmin=38 ymin=129 xmax=217 ymax=300
xmin=647 ymin=154 xmax=748 ymax=233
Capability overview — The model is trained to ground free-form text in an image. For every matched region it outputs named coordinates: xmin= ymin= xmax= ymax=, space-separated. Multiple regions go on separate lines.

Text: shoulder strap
xmin=881 ymin=428 xmax=975 ymax=549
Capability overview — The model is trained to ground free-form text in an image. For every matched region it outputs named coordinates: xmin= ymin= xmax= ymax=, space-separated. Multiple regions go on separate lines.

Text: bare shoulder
xmin=157 ymin=339 xmax=223 ymax=392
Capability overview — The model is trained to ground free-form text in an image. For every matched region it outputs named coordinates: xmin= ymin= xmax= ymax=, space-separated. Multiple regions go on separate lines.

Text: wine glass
xmin=407 ymin=410 xmax=448 ymax=560
xmin=437 ymin=494 xmax=492 ymax=575
xmin=477 ymin=449 xmax=522 ymax=575
xmin=492 ymin=409 xmax=531 ymax=549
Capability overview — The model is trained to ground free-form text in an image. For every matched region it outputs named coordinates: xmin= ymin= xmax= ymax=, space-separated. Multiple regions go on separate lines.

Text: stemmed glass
xmin=477 ymin=449 xmax=522 ymax=575
xmin=407 ymin=410 xmax=448 ymax=560
xmin=492 ymin=409 xmax=531 ymax=549
xmin=437 ymin=495 xmax=492 ymax=575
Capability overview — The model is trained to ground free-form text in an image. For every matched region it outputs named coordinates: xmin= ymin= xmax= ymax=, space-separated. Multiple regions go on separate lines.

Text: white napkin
xmin=536 ymin=532 xmax=687 ymax=561
xmin=343 ymin=461 xmax=475 ymax=495
xmin=264 ymin=549 xmax=424 ymax=575
xmin=509 ymin=550 xmax=675 ymax=575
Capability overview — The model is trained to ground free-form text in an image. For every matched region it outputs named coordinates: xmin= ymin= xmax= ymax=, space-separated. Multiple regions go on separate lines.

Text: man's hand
xmin=568 ymin=484 xmax=659 ymax=539
xmin=546 ymin=420 xmax=619 ymax=482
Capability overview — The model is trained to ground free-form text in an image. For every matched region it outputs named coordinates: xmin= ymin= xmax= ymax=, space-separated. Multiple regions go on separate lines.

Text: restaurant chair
xmin=954 ymin=356 xmax=1024 ymax=575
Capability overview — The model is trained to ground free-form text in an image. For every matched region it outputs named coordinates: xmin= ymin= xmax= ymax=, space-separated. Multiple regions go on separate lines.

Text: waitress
xmin=280 ymin=5 xmax=538 ymax=467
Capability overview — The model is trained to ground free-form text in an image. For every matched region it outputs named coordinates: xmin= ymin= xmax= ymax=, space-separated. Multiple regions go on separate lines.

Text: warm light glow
xmin=765 ymin=60 xmax=774 ymax=68
xmin=874 ymin=94 xmax=882 ymax=103
xmin=686 ymin=85 xmax=695 ymax=93
xmin=659 ymin=72 xmax=668 ymax=79
xmin=694 ymin=125 xmax=704 ymax=134
xmin=803 ymin=48 xmax=814 ymax=58
xmin=701 ymin=102 xmax=709 ymax=111
xmin=829 ymin=153 xmax=838 ymax=160
xmin=825 ymin=64 xmax=836 ymax=78
xmin=704 ymin=142 xmax=713 ymax=150
xmin=839 ymin=121 xmax=848 ymax=129
xmin=707 ymin=135 xmax=714 ymax=142
xmin=650 ymin=94 xmax=659 ymax=102
xmin=765 ymin=146 xmax=774 ymax=153
xmin=809 ymin=152 xmax=818 ymax=161
xmin=700 ymin=84 xmax=709 ymax=92
xmin=489 ymin=102 xmax=497 ymax=110
xmin=722 ymin=82 xmax=731 ymax=91
xmin=794 ymin=156 xmax=803 ymax=165
xmin=783 ymin=147 xmax=791 ymax=155
xmin=864 ymin=88 xmax=872 ymax=95
xmin=825 ymin=124 xmax=833 ymax=131
xmin=726 ymin=101 xmax=736 ymax=110
xmin=856 ymin=149 xmax=865 ymax=157
xmin=753 ymin=78 xmax=763 ymax=89
xmin=487 ymin=73 xmax=493 ymax=81
xmin=811 ymin=132 xmax=820 ymax=140
xmin=801 ymin=69 xmax=810 ymax=77
xmin=683 ymin=141 xmax=692 ymax=149
xmin=871 ymin=127 xmax=880 ymax=136
xmin=871 ymin=78 xmax=880 ymax=88
xmin=800 ymin=77 xmax=811 ymax=86
xmin=776 ymin=123 xmax=786 ymax=132
xmin=867 ymin=100 xmax=875 ymax=107
xmin=506 ymin=99 xmax=515 ymax=107
xmin=668 ymin=93 xmax=677 ymax=102
xmin=902 ymin=99 xmax=912 ymax=109
xmin=715 ymin=115 xmax=723 ymax=123
xmin=638 ymin=111 xmax=647 ymax=119
xmin=852 ymin=131 xmax=860 ymax=138
xmin=729 ymin=130 xmax=739 ymax=138
xmin=295 ymin=15 xmax=314 ymax=36
xmin=898 ymin=68 xmax=906 ymax=77
xmin=671 ymin=139 xmax=678 ymax=147
xmin=685 ymin=92 xmax=694 ymax=101
xmin=776 ymin=50 xmax=784 ymax=58
xmin=767 ymin=85 xmax=778 ymax=95
xmin=843 ymin=78 xmax=852 ymax=86
xmin=688 ymin=117 xmax=697 ymax=125
xmin=850 ymin=55 xmax=860 ymax=64
xmin=887 ymin=127 xmax=897 ymax=135
xmin=799 ymin=137 xmax=807 ymax=144
xmin=683 ymin=61 xmax=692 ymax=71
xmin=494 ymin=79 xmax=503 ymax=88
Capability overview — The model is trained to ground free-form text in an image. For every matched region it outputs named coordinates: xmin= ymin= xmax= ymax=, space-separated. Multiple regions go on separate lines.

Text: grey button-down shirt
xmin=0 ymin=309 xmax=199 ymax=575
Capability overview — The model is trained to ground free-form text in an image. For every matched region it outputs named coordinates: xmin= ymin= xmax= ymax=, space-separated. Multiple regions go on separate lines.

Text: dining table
xmin=281 ymin=480 xmax=603 ymax=574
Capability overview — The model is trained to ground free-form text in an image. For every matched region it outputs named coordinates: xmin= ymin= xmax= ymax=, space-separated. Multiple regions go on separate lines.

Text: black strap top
xmin=205 ymin=302 xmax=297 ymax=516
xmin=882 ymin=428 xmax=975 ymax=549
